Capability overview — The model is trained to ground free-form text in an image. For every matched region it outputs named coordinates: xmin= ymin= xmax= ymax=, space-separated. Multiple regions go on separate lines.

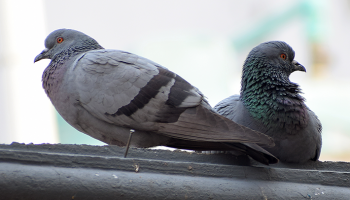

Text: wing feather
xmin=70 ymin=49 xmax=274 ymax=147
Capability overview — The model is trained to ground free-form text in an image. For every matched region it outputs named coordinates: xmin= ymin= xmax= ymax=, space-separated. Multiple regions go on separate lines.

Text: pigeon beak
xmin=292 ymin=60 xmax=306 ymax=72
xmin=34 ymin=48 xmax=49 ymax=63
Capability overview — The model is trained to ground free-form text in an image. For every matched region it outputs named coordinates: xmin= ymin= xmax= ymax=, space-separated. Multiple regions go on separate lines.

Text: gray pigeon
xmin=214 ymin=41 xmax=322 ymax=163
xmin=34 ymin=29 xmax=278 ymax=164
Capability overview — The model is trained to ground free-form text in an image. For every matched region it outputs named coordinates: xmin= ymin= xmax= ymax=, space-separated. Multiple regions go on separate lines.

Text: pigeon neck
xmin=53 ymin=40 xmax=104 ymax=61
xmin=42 ymin=42 xmax=103 ymax=97
xmin=240 ymin=69 xmax=309 ymax=133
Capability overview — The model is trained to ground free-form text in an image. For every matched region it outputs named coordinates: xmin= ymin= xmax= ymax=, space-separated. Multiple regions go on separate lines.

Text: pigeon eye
xmin=57 ymin=37 xmax=64 ymax=43
xmin=280 ymin=53 xmax=287 ymax=60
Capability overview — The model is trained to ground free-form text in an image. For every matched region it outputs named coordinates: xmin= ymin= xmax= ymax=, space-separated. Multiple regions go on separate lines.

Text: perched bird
xmin=34 ymin=29 xmax=278 ymax=164
xmin=214 ymin=41 xmax=322 ymax=163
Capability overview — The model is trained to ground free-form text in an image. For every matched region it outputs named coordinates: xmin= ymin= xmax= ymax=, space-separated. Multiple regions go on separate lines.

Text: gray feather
xmin=35 ymin=29 xmax=278 ymax=164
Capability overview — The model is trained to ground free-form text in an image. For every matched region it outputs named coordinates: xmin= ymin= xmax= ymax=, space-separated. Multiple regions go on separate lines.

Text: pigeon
xmin=214 ymin=41 xmax=322 ymax=163
xmin=34 ymin=29 xmax=278 ymax=164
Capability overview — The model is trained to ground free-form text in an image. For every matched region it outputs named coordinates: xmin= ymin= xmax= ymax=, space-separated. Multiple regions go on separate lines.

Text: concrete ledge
xmin=0 ymin=143 xmax=349 ymax=199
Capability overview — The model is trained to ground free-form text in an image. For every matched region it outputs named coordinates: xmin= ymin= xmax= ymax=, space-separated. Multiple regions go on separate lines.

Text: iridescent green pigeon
xmin=214 ymin=41 xmax=322 ymax=163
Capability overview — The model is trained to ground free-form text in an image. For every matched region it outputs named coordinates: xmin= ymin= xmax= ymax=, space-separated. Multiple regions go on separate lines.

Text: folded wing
xmin=71 ymin=49 xmax=274 ymax=147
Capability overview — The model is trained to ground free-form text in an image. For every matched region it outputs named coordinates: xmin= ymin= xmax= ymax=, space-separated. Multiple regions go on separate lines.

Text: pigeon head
xmin=240 ymin=41 xmax=308 ymax=131
xmin=248 ymin=41 xmax=305 ymax=73
xmin=241 ymin=41 xmax=306 ymax=94
xmin=34 ymin=29 xmax=103 ymax=63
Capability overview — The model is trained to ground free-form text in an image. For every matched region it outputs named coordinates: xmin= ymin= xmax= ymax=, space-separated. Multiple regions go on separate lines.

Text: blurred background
xmin=0 ymin=0 xmax=349 ymax=161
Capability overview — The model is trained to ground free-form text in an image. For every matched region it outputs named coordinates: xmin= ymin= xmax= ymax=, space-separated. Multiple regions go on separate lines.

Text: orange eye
xmin=280 ymin=53 xmax=287 ymax=60
xmin=57 ymin=37 xmax=64 ymax=43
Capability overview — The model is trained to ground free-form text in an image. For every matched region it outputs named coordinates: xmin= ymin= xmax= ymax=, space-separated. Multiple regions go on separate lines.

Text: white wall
xmin=0 ymin=0 xmax=58 ymax=144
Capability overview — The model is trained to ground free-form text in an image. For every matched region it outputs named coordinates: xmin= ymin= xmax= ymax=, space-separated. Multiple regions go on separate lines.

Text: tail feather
xmin=157 ymin=104 xmax=275 ymax=147
xmin=224 ymin=143 xmax=278 ymax=165
xmin=166 ymin=139 xmax=278 ymax=165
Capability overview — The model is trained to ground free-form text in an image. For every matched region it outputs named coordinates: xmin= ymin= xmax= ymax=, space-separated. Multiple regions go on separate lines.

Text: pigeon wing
xmin=71 ymin=49 xmax=274 ymax=147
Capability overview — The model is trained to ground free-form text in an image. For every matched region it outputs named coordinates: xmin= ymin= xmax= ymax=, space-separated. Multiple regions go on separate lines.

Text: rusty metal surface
xmin=0 ymin=143 xmax=349 ymax=199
